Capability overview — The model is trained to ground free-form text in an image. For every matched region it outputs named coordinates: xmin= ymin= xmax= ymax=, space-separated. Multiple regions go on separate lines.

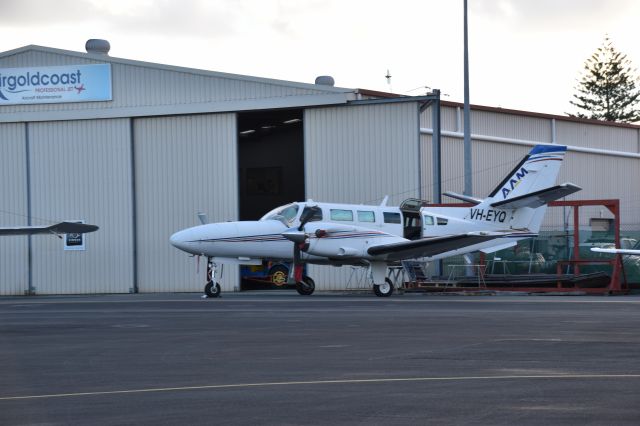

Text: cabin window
xmin=423 ymin=215 xmax=434 ymax=226
xmin=437 ymin=217 xmax=448 ymax=226
xmin=330 ymin=209 xmax=354 ymax=221
xmin=383 ymin=212 xmax=401 ymax=224
xmin=357 ymin=211 xmax=375 ymax=222
xmin=301 ymin=206 xmax=323 ymax=222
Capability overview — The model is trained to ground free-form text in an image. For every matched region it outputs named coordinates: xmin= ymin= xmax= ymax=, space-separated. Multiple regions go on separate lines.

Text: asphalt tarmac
xmin=1 ymin=291 xmax=640 ymax=425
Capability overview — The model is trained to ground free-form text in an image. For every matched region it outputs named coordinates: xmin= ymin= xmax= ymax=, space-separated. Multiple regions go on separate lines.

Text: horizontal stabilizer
xmin=490 ymin=183 xmax=582 ymax=209
xmin=443 ymin=191 xmax=482 ymax=205
xmin=0 ymin=222 xmax=99 ymax=236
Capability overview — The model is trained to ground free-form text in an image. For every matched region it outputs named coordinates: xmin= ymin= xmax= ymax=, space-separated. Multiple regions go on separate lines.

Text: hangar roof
xmin=0 ymin=44 xmax=360 ymax=123
xmin=357 ymin=89 xmax=640 ymax=130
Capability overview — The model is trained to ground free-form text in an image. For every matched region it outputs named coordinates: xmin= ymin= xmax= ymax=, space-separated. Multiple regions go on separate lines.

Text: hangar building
xmin=1 ymin=40 xmax=639 ymax=295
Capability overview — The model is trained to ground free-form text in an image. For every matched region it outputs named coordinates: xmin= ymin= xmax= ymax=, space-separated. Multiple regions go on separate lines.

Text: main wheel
xmin=373 ymin=278 xmax=394 ymax=297
xmin=204 ymin=281 xmax=221 ymax=298
xmin=296 ymin=276 xmax=315 ymax=296
xmin=268 ymin=264 xmax=289 ymax=286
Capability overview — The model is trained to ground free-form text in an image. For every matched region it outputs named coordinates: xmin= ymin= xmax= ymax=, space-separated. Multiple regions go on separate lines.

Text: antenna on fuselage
xmin=197 ymin=212 xmax=208 ymax=225
xmin=379 ymin=196 xmax=389 ymax=206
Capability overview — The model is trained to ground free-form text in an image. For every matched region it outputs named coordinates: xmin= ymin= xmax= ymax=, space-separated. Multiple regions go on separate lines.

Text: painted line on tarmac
xmin=2 ymin=374 xmax=640 ymax=401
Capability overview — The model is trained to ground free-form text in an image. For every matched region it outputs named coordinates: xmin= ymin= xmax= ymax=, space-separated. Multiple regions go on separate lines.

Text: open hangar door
xmin=237 ymin=108 xmax=304 ymax=290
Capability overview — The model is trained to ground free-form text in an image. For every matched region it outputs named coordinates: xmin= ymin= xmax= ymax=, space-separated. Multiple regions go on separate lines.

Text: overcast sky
xmin=1 ymin=0 xmax=638 ymax=116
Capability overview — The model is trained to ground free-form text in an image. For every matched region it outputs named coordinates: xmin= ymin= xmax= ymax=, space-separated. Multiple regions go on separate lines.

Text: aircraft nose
xmin=170 ymin=229 xmax=194 ymax=253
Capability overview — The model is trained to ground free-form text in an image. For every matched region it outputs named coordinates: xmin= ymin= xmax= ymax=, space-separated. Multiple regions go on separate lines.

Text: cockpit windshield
xmin=259 ymin=203 xmax=300 ymax=226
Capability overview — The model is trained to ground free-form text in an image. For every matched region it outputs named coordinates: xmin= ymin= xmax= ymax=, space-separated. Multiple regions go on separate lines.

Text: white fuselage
xmin=169 ymin=145 xmax=573 ymax=294
xmin=169 ymin=200 xmax=532 ymax=265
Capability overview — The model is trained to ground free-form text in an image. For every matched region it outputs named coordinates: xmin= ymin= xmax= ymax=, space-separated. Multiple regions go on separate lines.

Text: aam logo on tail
xmin=501 ymin=167 xmax=528 ymax=199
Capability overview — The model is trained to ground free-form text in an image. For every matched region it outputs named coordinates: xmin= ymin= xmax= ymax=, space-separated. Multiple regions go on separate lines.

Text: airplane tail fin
xmin=477 ymin=145 xmax=580 ymax=232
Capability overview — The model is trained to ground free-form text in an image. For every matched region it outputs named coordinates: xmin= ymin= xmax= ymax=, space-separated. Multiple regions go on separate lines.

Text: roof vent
xmin=85 ymin=39 xmax=110 ymax=55
xmin=315 ymin=75 xmax=335 ymax=86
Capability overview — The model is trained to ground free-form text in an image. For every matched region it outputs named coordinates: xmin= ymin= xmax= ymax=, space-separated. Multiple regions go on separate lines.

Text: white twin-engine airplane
xmin=170 ymin=145 xmax=581 ymax=297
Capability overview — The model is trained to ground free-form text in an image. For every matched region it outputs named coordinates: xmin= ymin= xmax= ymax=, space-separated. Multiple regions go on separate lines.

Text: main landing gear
xmin=291 ymin=261 xmax=315 ymax=296
xmin=373 ymin=278 xmax=394 ymax=297
xmin=204 ymin=257 xmax=222 ymax=298
xmin=370 ymin=262 xmax=395 ymax=297
xmin=295 ymin=276 xmax=315 ymax=296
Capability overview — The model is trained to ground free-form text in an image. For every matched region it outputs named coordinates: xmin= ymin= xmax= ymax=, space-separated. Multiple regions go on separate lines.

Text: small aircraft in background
xmin=171 ymin=144 xmax=580 ymax=297
xmin=0 ymin=221 xmax=99 ymax=236
xmin=591 ymin=247 xmax=640 ymax=256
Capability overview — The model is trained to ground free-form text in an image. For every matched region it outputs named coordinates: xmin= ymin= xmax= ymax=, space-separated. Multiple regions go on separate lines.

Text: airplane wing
xmin=490 ymin=183 xmax=582 ymax=209
xmin=0 ymin=222 xmax=99 ymax=236
xmin=591 ymin=247 xmax=640 ymax=256
xmin=366 ymin=232 xmax=516 ymax=262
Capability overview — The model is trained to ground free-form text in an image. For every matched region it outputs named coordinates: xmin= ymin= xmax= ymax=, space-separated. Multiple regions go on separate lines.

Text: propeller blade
xmin=292 ymin=241 xmax=306 ymax=282
xmin=287 ymin=206 xmax=320 ymax=283
xmin=298 ymin=206 xmax=321 ymax=231
xmin=293 ymin=243 xmax=301 ymax=264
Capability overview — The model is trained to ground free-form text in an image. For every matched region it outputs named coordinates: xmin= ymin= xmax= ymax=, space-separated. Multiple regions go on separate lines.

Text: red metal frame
xmin=549 ymin=199 xmax=627 ymax=294
xmin=410 ymin=199 xmax=628 ymax=294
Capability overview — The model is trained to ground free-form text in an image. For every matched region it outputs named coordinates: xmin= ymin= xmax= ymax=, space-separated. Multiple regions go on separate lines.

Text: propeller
xmin=281 ymin=206 xmax=321 ymax=282
xmin=298 ymin=206 xmax=321 ymax=231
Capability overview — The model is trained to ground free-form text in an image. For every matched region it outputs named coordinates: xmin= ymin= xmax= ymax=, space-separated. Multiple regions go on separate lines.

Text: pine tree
xmin=570 ymin=36 xmax=640 ymax=123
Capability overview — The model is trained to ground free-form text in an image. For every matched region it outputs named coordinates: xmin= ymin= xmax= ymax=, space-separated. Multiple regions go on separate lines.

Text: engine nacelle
xmin=337 ymin=247 xmax=361 ymax=257
xmin=301 ymin=223 xmax=405 ymax=260
xmin=306 ymin=239 xmax=364 ymax=258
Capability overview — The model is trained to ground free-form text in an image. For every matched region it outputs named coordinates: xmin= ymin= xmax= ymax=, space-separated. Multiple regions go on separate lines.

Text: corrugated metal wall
xmin=305 ymin=102 xmax=420 ymax=205
xmin=28 ymin=119 xmax=133 ymax=294
xmin=469 ymin=110 xmax=552 ymax=142
xmin=420 ymin=135 xmax=533 ymax=204
xmin=420 ymin=107 xmax=554 ymax=201
xmin=0 ymin=123 xmax=28 ymax=295
xmin=457 ymin=140 xmax=531 ymax=198
xmin=558 ymin=151 xmax=640 ymax=229
xmin=304 ymin=102 xmax=420 ymax=290
xmin=556 ymin=120 xmax=639 ymax=152
xmin=134 ymin=114 xmax=239 ymax=292
xmin=420 ymin=105 xmax=640 ymax=231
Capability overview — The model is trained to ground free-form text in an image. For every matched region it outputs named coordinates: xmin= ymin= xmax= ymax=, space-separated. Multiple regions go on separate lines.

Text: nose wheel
xmin=204 ymin=258 xmax=222 ymax=298
xmin=204 ymin=280 xmax=221 ymax=298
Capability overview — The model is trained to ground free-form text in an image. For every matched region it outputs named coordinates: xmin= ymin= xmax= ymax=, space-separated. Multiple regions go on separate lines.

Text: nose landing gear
xmin=204 ymin=257 xmax=222 ymax=298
